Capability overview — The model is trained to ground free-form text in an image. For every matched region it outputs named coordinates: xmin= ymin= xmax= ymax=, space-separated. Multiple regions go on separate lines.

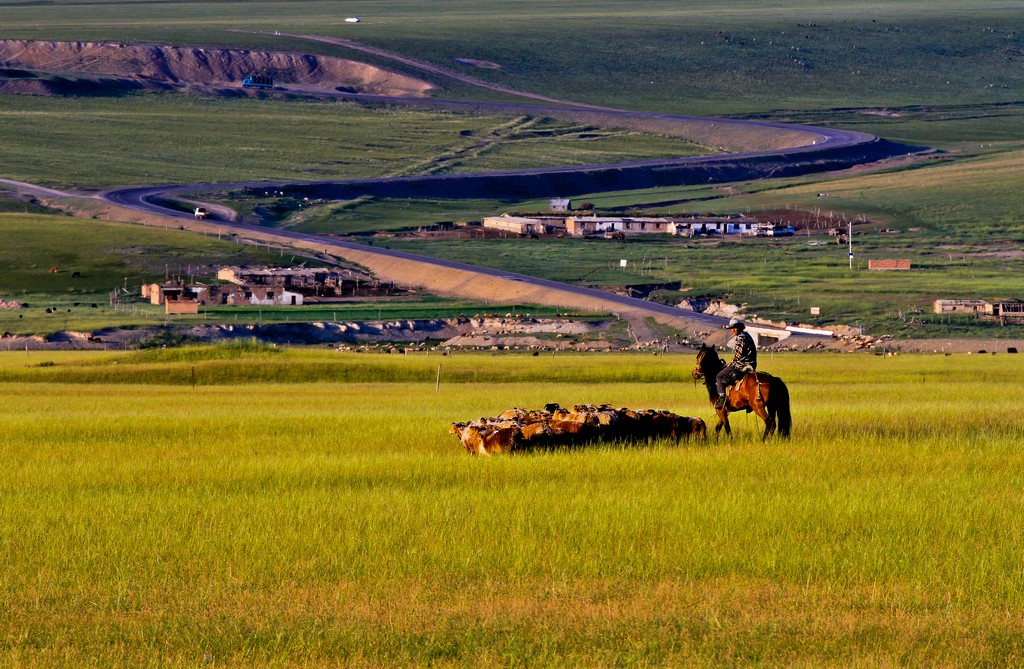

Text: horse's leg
xmin=718 ymin=409 xmax=732 ymax=437
xmin=752 ymin=400 xmax=775 ymax=441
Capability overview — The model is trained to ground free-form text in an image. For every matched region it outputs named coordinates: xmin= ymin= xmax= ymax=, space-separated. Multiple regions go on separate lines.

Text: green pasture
xmin=1 ymin=0 xmax=1023 ymax=339
xmin=0 ymin=96 xmax=705 ymax=191
xmin=4 ymin=1 xmax=1024 ymax=156
xmin=269 ymin=197 xmax=521 ymax=236
xmin=3 ymin=348 xmax=1024 ymax=665
xmin=371 ymin=145 xmax=1024 ymax=335
xmin=0 ymin=213 xmax=579 ymax=336
xmin=2 ymin=1 xmax=1023 ymax=117
xmin=0 ymin=212 xmax=284 ymax=334
xmin=0 ymin=214 xmax=285 ymax=295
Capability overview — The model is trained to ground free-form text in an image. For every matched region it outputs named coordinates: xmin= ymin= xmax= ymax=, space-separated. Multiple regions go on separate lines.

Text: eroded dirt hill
xmin=0 ymin=40 xmax=434 ymax=96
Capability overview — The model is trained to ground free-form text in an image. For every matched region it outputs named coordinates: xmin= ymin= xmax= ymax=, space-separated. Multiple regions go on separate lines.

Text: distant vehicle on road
xmin=242 ymin=74 xmax=274 ymax=89
xmin=194 ymin=207 xmax=209 ymax=219
xmin=345 ymin=17 xmax=361 ymax=23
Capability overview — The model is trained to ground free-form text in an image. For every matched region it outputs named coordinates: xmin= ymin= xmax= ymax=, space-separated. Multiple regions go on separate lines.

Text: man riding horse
xmin=715 ymin=318 xmax=756 ymax=409
xmin=693 ymin=322 xmax=791 ymax=440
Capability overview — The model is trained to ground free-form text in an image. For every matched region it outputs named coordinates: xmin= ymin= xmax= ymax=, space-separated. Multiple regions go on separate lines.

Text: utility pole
xmin=848 ymin=221 xmax=853 ymax=270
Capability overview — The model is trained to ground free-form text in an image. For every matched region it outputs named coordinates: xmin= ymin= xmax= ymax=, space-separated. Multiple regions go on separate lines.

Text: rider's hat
xmin=726 ymin=318 xmax=745 ymax=330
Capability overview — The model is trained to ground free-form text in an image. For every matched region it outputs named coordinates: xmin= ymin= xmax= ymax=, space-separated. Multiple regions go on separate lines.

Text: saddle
xmin=726 ymin=366 xmax=761 ymax=412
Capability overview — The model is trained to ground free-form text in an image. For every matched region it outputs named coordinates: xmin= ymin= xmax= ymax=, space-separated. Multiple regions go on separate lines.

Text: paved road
xmin=95 ymin=97 xmax=890 ymax=340
xmin=101 ymin=95 xmax=882 ymax=207
xmin=88 ymin=37 xmax=909 ymax=340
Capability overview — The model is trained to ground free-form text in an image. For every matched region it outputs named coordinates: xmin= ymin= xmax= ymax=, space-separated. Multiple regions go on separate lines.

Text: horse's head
xmin=692 ymin=346 xmax=706 ymax=380
xmin=692 ymin=343 xmax=723 ymax=381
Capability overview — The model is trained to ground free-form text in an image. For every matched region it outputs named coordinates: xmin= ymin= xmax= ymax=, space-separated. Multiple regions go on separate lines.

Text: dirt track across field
xmin=34 ymin=189 xmax=738 ymax=343
xmin=0 ymin=38 xmax=924 ymax=349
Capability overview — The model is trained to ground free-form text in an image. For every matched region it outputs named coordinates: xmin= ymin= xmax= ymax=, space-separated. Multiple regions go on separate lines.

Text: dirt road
xmin=3 ymin=37 xmax=915 ymax=346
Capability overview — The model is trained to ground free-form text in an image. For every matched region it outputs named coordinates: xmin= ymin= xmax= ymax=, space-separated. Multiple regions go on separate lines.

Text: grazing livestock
xmin=450 ymin=404 xmax=705 ymax=455
xmin=547 ymin=419 xmax=602 ymax=448
xmin=450 ymin=421 xmax=523 ymax=455
xmin=498 ymin=407 xmax=530 ymax=421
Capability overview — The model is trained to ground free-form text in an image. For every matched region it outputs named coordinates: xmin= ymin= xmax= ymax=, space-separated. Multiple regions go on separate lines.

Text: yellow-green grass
xmin=3 ymin=349 xmax=1024 ymax=665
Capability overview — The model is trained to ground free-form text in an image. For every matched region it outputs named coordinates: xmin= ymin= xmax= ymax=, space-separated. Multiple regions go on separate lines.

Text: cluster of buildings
xmin=933 ymin=299 xmax=1024 ymax=324
xmin=142 ymin=267 xmax=395 ymax=314
xmin=480 ymin=213 xmax=793 ymax=238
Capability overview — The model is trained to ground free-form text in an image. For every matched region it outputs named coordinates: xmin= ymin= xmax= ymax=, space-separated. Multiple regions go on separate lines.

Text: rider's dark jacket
xmin=731 ymin=331 xmax=757 ymax=369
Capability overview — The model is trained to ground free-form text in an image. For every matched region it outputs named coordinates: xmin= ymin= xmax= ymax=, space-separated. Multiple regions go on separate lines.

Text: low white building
xmin=482 ymin=214 xmax=550 ymax=235
xmin=566 ymin=216 xmax=673 ymax=236
xmin=933 ymin=299 xmax=988 ymax=315
xmin=673 ymin=216 xmax=759 ymax=236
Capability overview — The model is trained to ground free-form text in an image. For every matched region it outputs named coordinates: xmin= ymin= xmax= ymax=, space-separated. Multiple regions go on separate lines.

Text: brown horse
xmin=692 ymin=344 xmax=791 ymax=440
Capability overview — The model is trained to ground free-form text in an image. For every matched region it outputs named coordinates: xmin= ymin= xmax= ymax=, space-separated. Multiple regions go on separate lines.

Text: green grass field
xmin=0 ymin=213 xmax=599 ymax=336
xmin=0 ymin=97 xmax=707 ymax=190
xmin=1 ymin=0 xmax=1023 ymax=338
xmin=3 ymin=348 xmax=1024 ymax=666
xmin=350 ymin=141 xmax=1024 ymax=336
xmin=4 ymin=3 xmax=1024 ymax=666
xmin=0 ymin=213 xmax=295 ymax=334
xmin=3 ymin=1 xmax=1023 ymax=116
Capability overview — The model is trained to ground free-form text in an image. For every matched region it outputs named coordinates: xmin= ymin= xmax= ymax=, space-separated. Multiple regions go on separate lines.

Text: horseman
xmin=715 ymin=318 xmax=757 ymax=409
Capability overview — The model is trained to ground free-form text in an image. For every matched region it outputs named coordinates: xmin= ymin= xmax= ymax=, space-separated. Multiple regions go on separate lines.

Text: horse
xmin=692 ymin=343 xmax=791 ymax=441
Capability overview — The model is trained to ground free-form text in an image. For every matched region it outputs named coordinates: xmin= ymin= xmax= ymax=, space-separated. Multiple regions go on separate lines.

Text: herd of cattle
xmin=450 ymin=403 xmax=707 ymax=455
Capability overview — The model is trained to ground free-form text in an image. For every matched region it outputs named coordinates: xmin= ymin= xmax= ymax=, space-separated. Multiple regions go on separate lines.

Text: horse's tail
xmin=769 ymin=377 xmax=792 ymax=438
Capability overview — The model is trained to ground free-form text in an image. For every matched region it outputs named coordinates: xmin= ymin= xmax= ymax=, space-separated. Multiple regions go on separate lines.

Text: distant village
xmin=470 ymin=198 xmax=793 ymax=239
xmin=142 ymin=266 xmax=405 ymax=314
xmin=140 ymin=197 xmax=1024 ymax=330
xmin=480 ymin=211 xmax=794 ymax=239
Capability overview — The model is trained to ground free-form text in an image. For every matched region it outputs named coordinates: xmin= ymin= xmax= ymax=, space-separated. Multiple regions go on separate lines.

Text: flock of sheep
xmin=450 ymin=403 xmax=706 ymax=455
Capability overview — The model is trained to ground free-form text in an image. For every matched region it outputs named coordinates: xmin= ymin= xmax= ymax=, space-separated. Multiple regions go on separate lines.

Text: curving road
xmin=102 ymin=96 xmax=889 ymax=208
xmin=97 ymin=197 xmax=733 ymax=331
xmin=92 ymin=38 xmax=915 ymax=340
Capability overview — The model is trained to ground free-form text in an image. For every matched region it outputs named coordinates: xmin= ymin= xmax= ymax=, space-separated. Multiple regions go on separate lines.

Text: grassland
xmin=0 ymin=213 xmax=595 ymax=336
xmin=3 ymin=1 xmax=1023 ymax=116
xmin=0 ymin=96 xmax=707 ymax=190
xmin=3 ymin=348 xmax=1024 ymax=666
xmin=354 ymin=139 xmax=1023 ymax=337
xmin=0 ymin=212 xmax=307 ymax=334
xmin=0 ymin=214 xmax=286 ymax=295
xmin=1 ymin=1 xmax=1022 ymax=339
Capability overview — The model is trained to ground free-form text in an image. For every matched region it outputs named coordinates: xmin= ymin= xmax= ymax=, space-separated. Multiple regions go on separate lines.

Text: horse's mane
xmin=698 ymin=344 xmax=725 ymax=375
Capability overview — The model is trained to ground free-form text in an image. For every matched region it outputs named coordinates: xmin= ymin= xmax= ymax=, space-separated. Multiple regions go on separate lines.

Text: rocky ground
xmin=2 ymin=316 xmax=1021 ymax=356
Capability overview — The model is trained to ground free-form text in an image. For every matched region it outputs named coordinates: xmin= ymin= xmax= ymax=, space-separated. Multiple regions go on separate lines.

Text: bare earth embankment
xmin=0 ymin=40 xmax=433 ymax=97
